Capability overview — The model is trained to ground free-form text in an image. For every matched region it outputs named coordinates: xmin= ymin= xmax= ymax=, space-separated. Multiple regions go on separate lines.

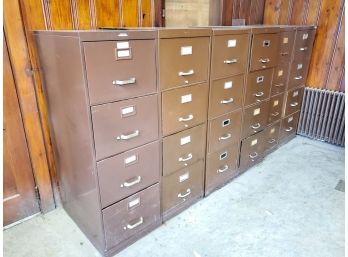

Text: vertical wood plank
xmin=222 ymin=0 xmax=233 ymax=25
xmin=121 ymin=0 xmax=139 ymax=27
xmin=95 ymin=0 xmax=120 ymax=28
xmin=239 ymin=0 xmax=251 ymax=23
xmin=263 ymin=0 xmax=282 ymax=24
xmin=154 ymin=0 xmax=164 ymax=26
xmin=290 ymin=0 xmax=309 ymax=24
xmin=141 ymin=0 xmax=153 ymax=26
xmin=249 ymin=0 xmax=266 ymax=24
xmin=48 ymin=0 xmax=74 ymax=29
xmin=278 ymin=0 xmax=293 ymax=24
xmin=306 ymin=0 xmax=344 ymax=88
xmin=305 ymin=0 xmax=323 ymax=25
xmin=232 ymin=0 xmax=240 ymax=19
xmin=75 ymin=0 xmax=92 ymax=29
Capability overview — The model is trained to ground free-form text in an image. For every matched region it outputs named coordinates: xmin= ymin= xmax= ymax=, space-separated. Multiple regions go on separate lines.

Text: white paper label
xmin=273 ymin=100 xmax=279 ymax=106
xmin=179 ymin=172 xmax=190 ymax=182
xmin=293 ymin=91 xmax=299 ymax=97
xmin=270 ymin=128 xmax=275 ymax=134
xmin=253 ymin=108 xmax=261 ymax=116
xmin=227 ymin=39 xmax=237 ymax=48
xmin=303 ymin=33 xmax=308 ymax=40
xmin=251 ymin=139 xmax=258 ymax=146
xmin=128 ymin=198 xmax=140 ymax=208
xmin=117 ymin=49 xmax=130 ymax=58
xmin=181 ymin=94 xmax=192 ymax=104
xmin=224 ymin=81 xmax=233 ymax=89
xmin=297 ymin=64 xmax=303 ymax=70
xmin=121 ymin=106 xmax=135 ymax=115
xmin=278 ymin=70 xmax=284 ymax=77
xmin=124 ymin=155 xmax=137 ymax=165
xmin=180 ymin=135 xmax=191 ymax=145
xmin=181 ymin=46 xmax=192 ymax=55
xmin=283 ymin=37 xmax=289 ymax=44
xmin=288 ymin=116 xmax=294 ymax=122
xmin=117 ymin=41 xmax=129 ymax=49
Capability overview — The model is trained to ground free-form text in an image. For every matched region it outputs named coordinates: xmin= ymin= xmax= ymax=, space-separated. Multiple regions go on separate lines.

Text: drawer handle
xmin=294 ymin=76 xmax=303 ymax=80
xmin=125 ymin=217 xmax=144 ymax=230
xmin=254 ymin=92 xmax=264 ymax=97
xmin=223 ymin=59 xmax=237 ymax=64
xmin=290 ymin=102 xmax=299 ymax=107
xmin=112 ymin=77 xmax=136 ymax=86
xmin=116 ymin=130 xmax=140 ymax=140
xmin=217 ymin=164 xmax=229 ymax=173
xmin=220 ymin=98 xmax=234 ymax=104
xmin=285 ymin=127 xmax=293 ymax=132
xmin=178 ymin=188 xmax=191 ymax=198
xmin=121 ymin=176 xmax=142 ymax=188
xmin=178 ymin=69 xmax=194 ymax=76
xmin=280 ymin=52 xmax=289 ymax=56
xmin=274 ymin=83 xmax=284 ymax=87
xmin=251 ymin=123 xmax=261 ymax=129
xmin=249 ymin=152 xmax=258 ymax=159
xmin=300 ymin=47 xmax=308 ymax=51
xmin=268 ymin=138 xmax=276 ymax=144
xmin=179 ymin=114 xmax=194 ymax=122
xmin=219 ymin=133 xmax=232 ymax=141
xmin=259 ymin=58 xmax=270 ymax=63
xmin=178 ymin=153 xmax=193 ymax=162
xmin=271 ymin=112 xmax=279 ymax=117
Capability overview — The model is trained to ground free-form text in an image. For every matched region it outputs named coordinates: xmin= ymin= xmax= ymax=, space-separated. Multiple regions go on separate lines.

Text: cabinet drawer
xmin=263 ymin=121 xmax=281 ymax=152
xmin=280 ymin=112 xmax=300 ymax=139
xmin=211 ymin=34 xmax=249 ymax=79
xmin=244 ymin=69 xmax=273 ymax=107
xmin=162 ymin=83 xmax=208 ymax=136
xmin=207 ymin=109 xmax=242 ymax=153
xmin=92 ymin=94 xmax=159 ymax=160
xmin=163 ymin=124 xmax=206 ymax=176
xmin=240 ymin=132 xmax=264 ymax=168
xmin=103 ymin=183 xmax=160 ymax=250
xmin=250 ymin=33 xmax=280 ymax=71
xmin=277 ymin=31 xmax=295 ymax=64
xmin=242 ymin=100 xmax=269 ymax=138
xmin=84 ymin=40 xmax=157 ymax=105
xmin=162 ymin=160 xmax=204 ymax=213
xmin=208 ymin=74 xmax=244 ymax=119
xmin=97 ymin=141 xmax=160 ymax=208
xmin=293 ymin=29 xmax=315 ymax=61
xmin=159 ymin=37 xmax=210 ymax=91
xmin=268 ymin=93 xmax=284 ymax=124
xmin=284 ymin=87 xmax=304 ymax=117
xmin=271 ymin=62 xmax=290 ymax=96
xmin=205 ymin=143 xmax=240 ymax=193
xmin=288 ymin=60 xmax=310 ymax=90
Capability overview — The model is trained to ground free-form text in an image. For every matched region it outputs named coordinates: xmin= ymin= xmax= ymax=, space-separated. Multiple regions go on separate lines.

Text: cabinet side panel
xmin=34 ymin=34 xmax=105 ymax=252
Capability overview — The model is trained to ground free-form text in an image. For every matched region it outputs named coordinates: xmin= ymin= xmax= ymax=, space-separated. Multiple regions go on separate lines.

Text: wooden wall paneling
xmin=249 ymin=0 xmax=266 ymax=24
xmin=232 ymin=0 xmax=241 ymax=19
xmin=74 ymin=0 xmax=94 ymax=29
xmin=304 ymin=0 xmax=323 ymax=25
xmin=222 ymin=0 xmax=233 ymax=25
xmin=95 ymin=0 xmax=121 ymax=28
xmin=141 ymin=0 xmax=153 ymax=26
xmin=4 ymin=0 xmax=55 ymax=212
xmin=121 ymin=0 xmax=139 ymax=27
xmin=290 ymin=0 xmax=309 ymax=25
xmin=306 ymin=0 xmax=344 ymax=88
xmin=46 ymin=0 xmax=75 ymax=29
xmin=209 ymin=0 xmax=222 ymax=26
xmin=154 ymin=0 xmax=164 ymax=26
xmin=239 ymin=0 xmax=251 ymax=23
xmin=263 ymin=0 xmax=281 ymax=24
xmin=278 ymin=0 xmax=292 ymax=24
xmin=339 ymin=67 xmax=345 ymax=92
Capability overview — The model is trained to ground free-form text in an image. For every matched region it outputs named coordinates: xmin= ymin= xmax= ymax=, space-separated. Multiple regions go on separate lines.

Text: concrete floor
xmin=4 ymin=136 xmax=345 ymax=257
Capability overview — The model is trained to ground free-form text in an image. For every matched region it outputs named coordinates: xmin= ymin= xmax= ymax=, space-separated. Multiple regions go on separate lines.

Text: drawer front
xmin=293 ymin=29 xmax=315 ymax=61
xmin=250 ymin=33 xmax=280 ymax=71
xmin=159 ymin=37 xmax=210 ymax=91
xmin=84 ymin=40 xmax=157 ymax=105
xmin=271 ymin=62 xmax=290 ymax=96
xmin=103 ymin=183 xmax=160 ymax=250
xmin=162 ymin=83 xmax=208 ymax=136
xmin=207 ymin=109 xmax=242 ymax=153
xmin=277 ymin=31 xmax=295 ymax=64
xmin=244 ymin=69 xmax=273 ymax=107
xmin=205 ymin=143 xmax=240 ymax=192
xmin=284 ymin=87 xmax=304 ymax=117
xmin=280 ymin=111 xmax=300 ymax=139
xmin=97 ymin=141 xmax=160 ymax=208
xmin=163 ymin=124 xmax=206 ymax=176
xmin=263 ymin=121 xmax=281 ymax=152
xmin=242 ymin=100 xmax=269 ymax=138
xmin=162 ymin=160 xmax=204 ymax=213
xmin=240 ymin=132 xmax=264 ymax=168
xmin=211 ymin=34 xmax=250 ymax=79
xmin=288 ymin=60 xmax=310 ymax=90
xmin=208 ymin=74 xmax=244 ymax=119
xmin=268 ymin=93 xmax=284 ymax=124
xmin=92 ymin=94 xmax=159 ymax=160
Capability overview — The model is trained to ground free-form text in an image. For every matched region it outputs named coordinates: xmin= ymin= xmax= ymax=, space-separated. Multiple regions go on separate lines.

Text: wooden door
xmin=3 ymin=36 xmax=40 ymax=226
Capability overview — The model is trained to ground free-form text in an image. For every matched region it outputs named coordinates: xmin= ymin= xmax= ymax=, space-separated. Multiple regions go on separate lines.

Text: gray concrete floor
xmin=4 ymin=136 xmax=345 ymax=257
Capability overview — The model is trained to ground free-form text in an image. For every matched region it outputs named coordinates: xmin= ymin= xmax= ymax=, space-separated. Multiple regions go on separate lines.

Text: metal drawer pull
xmin=178 ymin=114 xmax=194 ymax=122
xmin=224 ymin=59 xmax=237 ymax=64
xmin=116 ymin=130 xmax=139 ymax=140
xmin=300 ymin=47 xmax=308 ymax=51
xmin=178 ymin=153 xmax=193 ymax=162
xmin=280 ymin=52 xmax=289 ymax=56
xmin=290 ymin=102 xmax=299 ymax=107
xmin=294 ymin=76 xmax=303 ymax=80
xmin=219 ymin=133 xmax=232 ymax=141
xmin=112 ymin=77 xmax=136 ymax=86
xmin=249 ymin=152 xmax=258 ymax=159
xmin=251 ymin=123 xmax=261 ymax=129
xmin=274 ymin=83 xmax=284 ymax=87
xmin=271 ymin=112 xmax=279 ymax=117
xmin=220 ymin=98 xmax=234 ymax=104
xmin=178 ymin=188 xmax=191 ymax=198
xmin=285 ymin=127 xmax=293 ymax=132
xmin=178 ymin=69 xmax=194 ymax=76
xmin=121 ymin=176 xmax=142 ymax=188
xmin=268 ymin=139 xmax=276 ymax=144
xmin=125 ymin=217 xmax=143 ymax=230
xmin=259 ymin=58 xmax=270 ymax=63
xmin=217 ymin=164 xmax=229 ymax=173
xmin=254 ymin=92 xmax=264 ymax=97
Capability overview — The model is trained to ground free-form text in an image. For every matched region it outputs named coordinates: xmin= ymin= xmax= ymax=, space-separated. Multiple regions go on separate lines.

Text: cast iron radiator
xmin=297 ymin=87 xmax=345 ymax=146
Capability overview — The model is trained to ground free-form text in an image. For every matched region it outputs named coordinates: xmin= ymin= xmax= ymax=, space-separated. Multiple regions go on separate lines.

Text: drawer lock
xmin=112 ymin=77 xmax=136 ymax=86
xmin=220 ymin=98 xmax=234 ymax=104
xmin=178 ymin=188 xmax=191 ymax=198
xmin=178 ymin=153 xmax=193 ymax=162
xmin=223 ymin=59 xmax=237 ymax=64
xmin=217 ymin=164 xmax=229 ymax=173
xmin=121 ymin=176 xmax=142 ymax=188
xmin=219 ymin=133 xmax=232 ymax=141
xmin=263 ymin=40 xmax=271 ymax=47
xmin=116 ymin=130 xmax=140 ymax=140
xmin=124 ymin=217 xmax=143 ymax=230
xmin=178 ymin=69 xmax=194 ymax=76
